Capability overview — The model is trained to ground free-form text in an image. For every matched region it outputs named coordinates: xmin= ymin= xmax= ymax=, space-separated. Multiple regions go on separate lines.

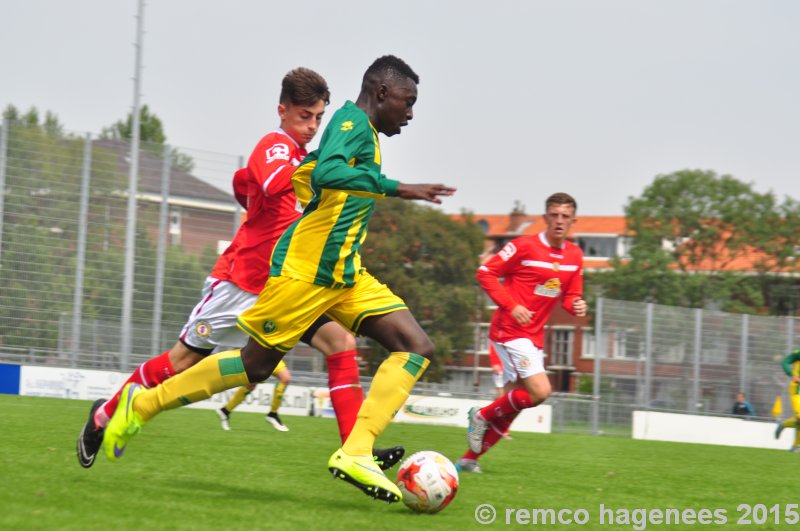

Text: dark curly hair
xmin=362 ymin=55 xmax=419 ymax=88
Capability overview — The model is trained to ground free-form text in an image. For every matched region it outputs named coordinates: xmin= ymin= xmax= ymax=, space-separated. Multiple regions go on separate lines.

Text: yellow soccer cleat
xmin=328 ymin=448 xmax=402 ymax=503
xmin=103 ymin=383 xmax=145 ymax=462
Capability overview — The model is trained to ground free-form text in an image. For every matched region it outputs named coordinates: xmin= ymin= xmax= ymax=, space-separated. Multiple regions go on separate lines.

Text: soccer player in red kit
xmin=457 ymin=193 xmax=587 ymax=473
xmin=77 ymin=67 xmax=402 ymax=471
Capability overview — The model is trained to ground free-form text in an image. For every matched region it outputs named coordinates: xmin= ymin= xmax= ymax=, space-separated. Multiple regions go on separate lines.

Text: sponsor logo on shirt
xmin=498 ymin=242 xmax=517 ymax=261
xmin=340 ymin=121 xmax=354 ymax=131
xmin=265 ymin=144 xmax=290 ymax=163
xmin=550 ymin=253 xmax=564 ymax=259
xmin=194 ymin=321 xmax=212 ymax=337
xmin=534 ymin=278 xmax=561 ymax=298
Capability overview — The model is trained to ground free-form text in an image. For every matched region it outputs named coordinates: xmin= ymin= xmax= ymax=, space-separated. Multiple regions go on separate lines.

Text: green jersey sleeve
xmin=781 ymin=349 xmax=800 ymax=376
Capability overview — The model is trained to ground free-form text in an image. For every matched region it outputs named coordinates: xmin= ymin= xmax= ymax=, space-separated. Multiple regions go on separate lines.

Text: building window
xmin=581 ymin=328 xmax=595 ymax=359
xmin=576 ymin=236 xmax=618 ymax=258
xmin=169 ymin=208 xmax=182 ymax=245
xmin=550 ymin=328 xmax=574 ymax=367
xmin=475 ymin=323 xmax=491 ymax=353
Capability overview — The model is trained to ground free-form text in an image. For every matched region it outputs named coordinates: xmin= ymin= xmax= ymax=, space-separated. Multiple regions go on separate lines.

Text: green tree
xmin=100 ymin=104 xmax=194 ymax=172
xmin=591 ymin=170 xmax=800 ymax=314
xmin=0 ymin=104 xmax=215 ymax=358
xmin=359 ymin=202 xmax=485 ymax=382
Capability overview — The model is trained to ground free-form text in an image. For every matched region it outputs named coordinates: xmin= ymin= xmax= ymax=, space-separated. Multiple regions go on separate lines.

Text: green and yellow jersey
xmin=271 ymin=100 xmax=399 ymax=288
xmin=781 ymin=349 xmax=800 ymax=395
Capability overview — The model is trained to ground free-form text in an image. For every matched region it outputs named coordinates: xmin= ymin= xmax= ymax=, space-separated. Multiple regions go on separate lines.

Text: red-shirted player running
xmin=76 ymin=67 xmax=403 ymax=471
xmin=457 ymin=193 xmax=587 ymax=473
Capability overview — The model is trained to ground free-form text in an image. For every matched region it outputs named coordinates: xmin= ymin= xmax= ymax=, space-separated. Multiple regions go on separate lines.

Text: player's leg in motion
xmin=217 ymin=383 xmax=257 ymax=431
xmin=77 ymin=344 xmax=202 ymax=468
xmin=265 ymin=362 xmax=291 ymax=431
xmin=461 ymin=339 xmax=551 ymax=472
xmin=103 ymin=338 xmax=284 ymax=461
xmin=777 ymin=395 xmax=800 ymax=451
xmin=327 ymin=310 xmax=432 ymax=502
xmin=308 ymin=319 xmax=405 ymax=470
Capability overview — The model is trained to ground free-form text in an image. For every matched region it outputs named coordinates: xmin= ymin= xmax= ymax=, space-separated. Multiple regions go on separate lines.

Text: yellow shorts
xmin=272 ymin=359 xmax=288 ymax=375
xmin=237 ymin=271 xmax=406 ymax=352
xmin=791 ymin=394 xmax=800 ymax=417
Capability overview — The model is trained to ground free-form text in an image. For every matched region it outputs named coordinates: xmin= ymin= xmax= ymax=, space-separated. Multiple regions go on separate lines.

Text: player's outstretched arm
xmin=396 ymin=183 xmax=456 ymax=204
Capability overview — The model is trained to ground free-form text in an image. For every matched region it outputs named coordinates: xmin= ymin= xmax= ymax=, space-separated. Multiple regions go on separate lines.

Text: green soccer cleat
xmin=103 ymin=383 xmax=145 ymax=462
xmin=328 ymin=448 xmax=402 ymax=503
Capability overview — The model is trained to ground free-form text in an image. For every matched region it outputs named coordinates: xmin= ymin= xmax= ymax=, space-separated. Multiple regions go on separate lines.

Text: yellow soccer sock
xmin=134 ymin=349 xmax=250 ymax=422
xmin=795 ymin=428 xmax=800 ymax=448
xmin=342 ymin=352 xmax=429 ymax=456
xmin=224 ymin=386 xmax=253 ymax=412
xmin=271 ymin=382 xmax=287 ymax=414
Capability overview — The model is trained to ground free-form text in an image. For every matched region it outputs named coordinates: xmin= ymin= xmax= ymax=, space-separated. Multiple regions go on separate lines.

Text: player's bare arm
xmin=396 ymin=183 xmax=456 ymax=204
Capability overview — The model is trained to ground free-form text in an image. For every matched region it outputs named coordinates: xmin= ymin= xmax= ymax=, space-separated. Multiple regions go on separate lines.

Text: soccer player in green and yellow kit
xmin=103 ymin=55 xmax=455 ymax=504
xmin=775 ymin=348 xmax=800 ymax=451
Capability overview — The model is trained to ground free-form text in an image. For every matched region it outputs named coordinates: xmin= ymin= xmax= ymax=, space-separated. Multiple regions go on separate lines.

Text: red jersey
xmin=478 ymin=232 xmax=584 ymax=349
xmin=210 ymin=129 xmax=306 ymax=294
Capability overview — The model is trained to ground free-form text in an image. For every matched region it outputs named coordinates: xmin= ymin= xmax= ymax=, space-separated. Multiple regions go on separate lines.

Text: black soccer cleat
xmin=372 ymin=445 xmax=405 ymax=471
xmin=76 ymin=398 xmax=107 ymax=469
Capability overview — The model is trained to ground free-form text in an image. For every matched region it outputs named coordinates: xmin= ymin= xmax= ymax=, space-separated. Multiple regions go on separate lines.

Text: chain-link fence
xmin=2 ymin=119 xmax=798 ymax=437
xmin=0 ymin=120 xmax=242 ymax=370
xmin=580 ymin=298 xmax=799 ymax=434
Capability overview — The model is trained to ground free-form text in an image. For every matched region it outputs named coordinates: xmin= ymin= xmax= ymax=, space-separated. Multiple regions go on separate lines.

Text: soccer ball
xmin=395 ymin=451 xmax=459 ymax=513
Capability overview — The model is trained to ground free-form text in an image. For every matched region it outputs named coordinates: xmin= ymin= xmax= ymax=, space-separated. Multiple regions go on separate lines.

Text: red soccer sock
xmin=478 ymin=388 xmax=534 ymax=422
xmin=480 ymin=413 xmax=517 ymax=454
xmin=326 ymin=350 xmax=364 ymax=444
xmin=96 ymin=350 xmax=176 ymax=427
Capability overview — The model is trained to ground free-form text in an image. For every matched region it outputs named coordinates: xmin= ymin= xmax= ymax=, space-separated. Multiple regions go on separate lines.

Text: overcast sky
xmin=2 ymin=0 xmax=798 ymax=216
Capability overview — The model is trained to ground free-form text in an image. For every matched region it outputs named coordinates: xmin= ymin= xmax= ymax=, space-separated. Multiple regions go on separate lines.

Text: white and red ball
xmin=395 ymin=450 xmax=459 ymax=513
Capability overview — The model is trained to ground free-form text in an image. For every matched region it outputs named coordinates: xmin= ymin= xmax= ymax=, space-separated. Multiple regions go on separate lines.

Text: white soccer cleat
xmin=217 ymin=409 xmax=231 ymax=431
xmin=466 ymin=406 xmax=489 ymax=453
xmin=456 ymin=457 xmax=482 ymax=473
xmin=266 ymin=412 xmax=289 ymax=432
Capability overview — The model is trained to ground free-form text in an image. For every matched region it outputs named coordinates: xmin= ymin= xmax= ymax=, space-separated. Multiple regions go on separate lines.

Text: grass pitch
xmin=1 ymin=395 xmax=796 ymax=530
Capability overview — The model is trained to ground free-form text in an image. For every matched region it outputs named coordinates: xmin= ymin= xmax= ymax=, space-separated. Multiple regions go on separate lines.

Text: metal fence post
xmin=740 ymin=314 xmax=749 ymax=393
xmin=789 ymin=316 xmax=795 ymax=352
xmin=643 ymin=302 xmax=653 ymax=407
xmin=592 ymin=297 xmax=603 ymax=435
xmin=151 ymin=145 xmax=171 ymax=356
xmin=0 ymin=119 xmax=8 ymax=266
xmin=692 ymin=308 xmax=702 ymax=412
xmin=121 ymin=0 xmax=146 ymax=371
xmin=70 ymin=133 xmax=92 ymax=367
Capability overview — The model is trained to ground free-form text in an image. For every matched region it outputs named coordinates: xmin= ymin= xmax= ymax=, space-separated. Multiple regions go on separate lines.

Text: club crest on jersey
xmin=262 ymin=320 xmax=278 ymax=334
xmin=340 ymin=121 xmax=354 ymax=131
xmin=265 ymin=144 xmax=290 ymax=163
xmin=498 ymin=242 xmax=517 ymax=261
xmin=552 ymin=261 xmax=560 ymax=271
xmin=534 ymin=278 xmax=561 ymax=298
xmin=194 ymin=321 xmax=212 ymax=337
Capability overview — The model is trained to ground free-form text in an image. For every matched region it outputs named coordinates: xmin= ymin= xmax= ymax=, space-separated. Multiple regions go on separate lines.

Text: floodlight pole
xmin=120 ymin=0 xmax=145 ymax=370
